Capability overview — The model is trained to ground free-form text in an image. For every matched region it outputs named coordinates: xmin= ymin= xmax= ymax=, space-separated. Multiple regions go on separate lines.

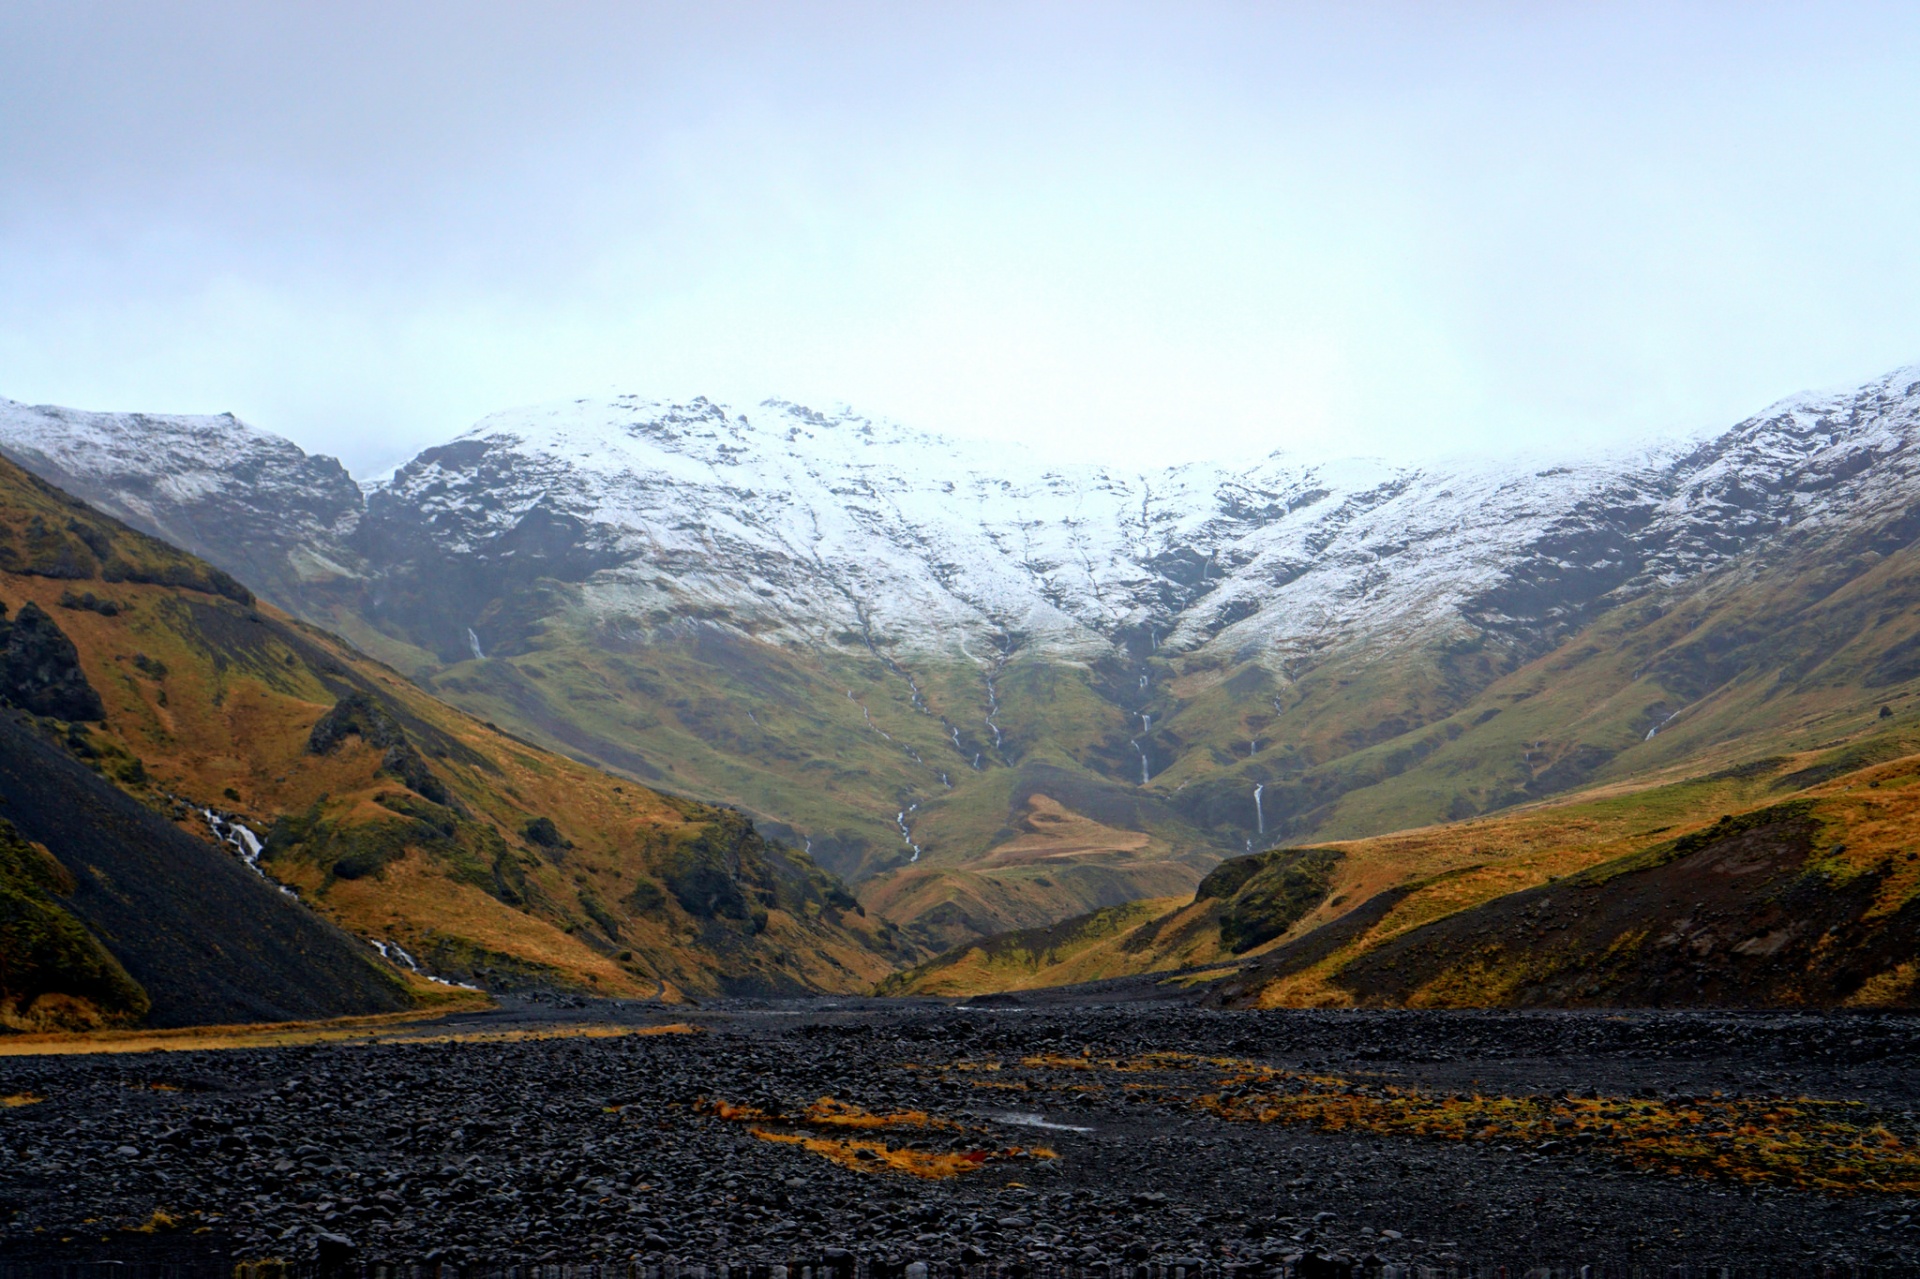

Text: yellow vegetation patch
xmin=0 ymin=1003 xmax=489 ymax=1056
xmin=936 ymin=1049 xmax=1920 ymax=1195
xmin=1198 ymin=1068 xmax=1920 ymax=1194
xmin=746 ymin=1128 xmax=1053 ymax=1179
xmin=1 ymin=1092 xmax=44 ymax=1107
xmin=1846 ymin=960 xmax=1920 ymax=1007
xmin=698 ymin=1095 xmax=950 ymax=1131
xmin=701 ymin=1095 xmax=1054 ymax=1178
xmin=797 ymin=1097 xmax=960 ymax=1131
xmin=390 ymin=1022 xmax=700 ymax=1048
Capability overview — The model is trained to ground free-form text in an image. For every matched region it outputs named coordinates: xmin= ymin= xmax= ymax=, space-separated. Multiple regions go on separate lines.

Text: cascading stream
xmin=983 ymin=669 xmax=1004 ymax=751
xmin=894 ymin=803 xmax=922 ymax=862
xmin=202 ymin=809 xmax=296 ymax=898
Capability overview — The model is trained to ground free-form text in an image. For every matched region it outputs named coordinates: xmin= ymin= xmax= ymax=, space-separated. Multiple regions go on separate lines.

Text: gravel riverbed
xmin=2 ymin=998 xmax=1917 ymax=1275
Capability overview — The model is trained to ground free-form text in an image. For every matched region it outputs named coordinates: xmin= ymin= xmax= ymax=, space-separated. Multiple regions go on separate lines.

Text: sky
xmin=3 ymin=2 xmax=1919 ymax=478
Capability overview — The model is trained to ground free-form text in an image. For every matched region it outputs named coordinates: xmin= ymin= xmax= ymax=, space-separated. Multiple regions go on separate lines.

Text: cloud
xmin=2 ymin=2 xmax=1918 ymax=473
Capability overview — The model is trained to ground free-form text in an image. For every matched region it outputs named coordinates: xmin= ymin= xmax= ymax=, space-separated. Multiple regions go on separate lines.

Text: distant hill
xmin=886 ymin=740 xmax=1920 ymax=1009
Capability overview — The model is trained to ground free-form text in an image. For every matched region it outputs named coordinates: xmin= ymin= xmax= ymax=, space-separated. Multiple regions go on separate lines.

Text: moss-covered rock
xmin=308 ymin=692 xmax=452 ymax=805
xmin=1219 ymin=847 xmax=1343 ymax=954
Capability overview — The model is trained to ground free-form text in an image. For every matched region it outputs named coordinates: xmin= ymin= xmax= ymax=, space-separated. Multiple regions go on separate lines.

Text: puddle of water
xmin=992 ymin=1111 xmax=1093 ymax=1133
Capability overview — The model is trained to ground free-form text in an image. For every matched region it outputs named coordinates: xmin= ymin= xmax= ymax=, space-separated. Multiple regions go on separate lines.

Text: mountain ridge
xmin=7 ymin=364 xmax=1920 ymax=954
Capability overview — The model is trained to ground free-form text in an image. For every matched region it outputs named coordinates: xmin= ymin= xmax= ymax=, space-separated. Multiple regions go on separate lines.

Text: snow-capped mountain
xmin=5 ymin=364 xmax=1920 ymax=927
xmin=2 ymin=369 xmax=1918 ymax=673
xmin=13 ymin=365 xmax=1909 ymax=679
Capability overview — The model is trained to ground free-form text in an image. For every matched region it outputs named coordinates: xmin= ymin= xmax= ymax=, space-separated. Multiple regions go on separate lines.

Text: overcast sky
xmin=3 ymin=3 xmax=1918 ymax=476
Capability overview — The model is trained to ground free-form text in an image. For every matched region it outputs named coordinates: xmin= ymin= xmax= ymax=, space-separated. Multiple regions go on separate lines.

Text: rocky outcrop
xmin=0 ymin=601 xmax=103 ymax=721
xmin=0 ymin=400 xmax=359 ymax=608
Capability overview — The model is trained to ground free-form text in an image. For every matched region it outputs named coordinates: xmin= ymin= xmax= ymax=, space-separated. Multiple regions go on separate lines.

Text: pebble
xmin=0 ymin=1000 xmax=1912 ymax=1271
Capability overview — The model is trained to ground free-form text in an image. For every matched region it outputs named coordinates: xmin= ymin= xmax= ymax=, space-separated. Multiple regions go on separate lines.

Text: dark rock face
xmin=1216 ymin=849 xmax=1340 ymax=954
xmin=0 ymin=405 xmax=358 ymax=610
xmin=0 ymin=601 xmax=103 ymax=721
xmin=334 ymin=430 xmax=638 ymax=663
xmin=522 ymin=815 xmax=570 ymax=849
xmin=662 ymin=811 xmax=767 ymax=924
xmin=307 ymin=691 xmax=408 ymax=753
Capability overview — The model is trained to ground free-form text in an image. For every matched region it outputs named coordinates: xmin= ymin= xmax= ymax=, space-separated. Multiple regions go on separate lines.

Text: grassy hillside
xmin=1159 ymin=509 xmax=1920 ymax=853
xmin=0 ymin=455 xmax=907 ymax=1010
xmin=887 ymin=729 xmax=1920 ymax=1008
xmin=275 ymin=464 xmax=1920 ymax=958
xmin=396 ymin=617 xmax=1234 ymax=951
xmin=19 ymin=382 xmax=1920 ymax=964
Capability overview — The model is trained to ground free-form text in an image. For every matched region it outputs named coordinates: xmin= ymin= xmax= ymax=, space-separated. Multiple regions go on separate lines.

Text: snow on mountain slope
xmin=365 ymin=396 xmax=1663 ymax=670
xmin=7 ymin=366 xmax=1920 ymax=681
xmin=0 ymin=398 xmax=366 ymax=601
xmin=361 ymin=385 xmax=1846 ymax=675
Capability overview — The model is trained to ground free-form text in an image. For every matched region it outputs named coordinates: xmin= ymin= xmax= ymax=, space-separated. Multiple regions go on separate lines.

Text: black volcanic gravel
xmin=3 ymin=998 xmax=1919 ymax=1274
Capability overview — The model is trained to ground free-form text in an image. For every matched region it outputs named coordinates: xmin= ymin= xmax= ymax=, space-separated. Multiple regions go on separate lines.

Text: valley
xmin=1 ymin=366 xmax=1919 ymax=1014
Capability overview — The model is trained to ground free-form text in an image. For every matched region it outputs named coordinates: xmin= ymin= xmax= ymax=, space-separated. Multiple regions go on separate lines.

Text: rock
xmin=0 ymin=603 xmax=103 ymax=721
xmin=1296 ymin=1253 xmax=1353 ymax=1279
xmin=314 ymin=1231 xmax=357 ymax=1270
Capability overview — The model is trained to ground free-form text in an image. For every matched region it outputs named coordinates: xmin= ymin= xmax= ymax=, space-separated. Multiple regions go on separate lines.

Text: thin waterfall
xmin=1254 ymin=783 xmax=1265 ymax=836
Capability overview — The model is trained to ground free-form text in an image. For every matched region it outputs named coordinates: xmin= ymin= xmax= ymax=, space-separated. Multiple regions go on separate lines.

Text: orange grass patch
xmin=798 ymin=1097 xmax=960 ymax=1130
xmin=1197 ymin=1067 xmax=1920 ymax=1194
xmin=698 ymin=1096 xmax=953 ymax=1131
xmin=702 ymin=1096 xmax=1053 ymax=1178
xmin=746 ymin=1129 xmax=1049 ymax=1179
